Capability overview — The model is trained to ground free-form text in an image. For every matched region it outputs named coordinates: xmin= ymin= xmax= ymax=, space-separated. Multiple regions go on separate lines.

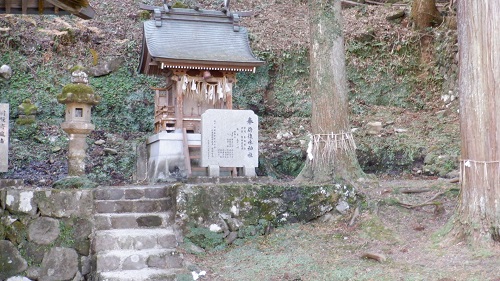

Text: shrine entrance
xmin=138 ymin=2 xmax=263 ymax=180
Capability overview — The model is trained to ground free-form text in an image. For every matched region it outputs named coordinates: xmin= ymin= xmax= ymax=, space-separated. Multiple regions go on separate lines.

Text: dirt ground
xmin=182 ymin=179 xmax=500 ymax=281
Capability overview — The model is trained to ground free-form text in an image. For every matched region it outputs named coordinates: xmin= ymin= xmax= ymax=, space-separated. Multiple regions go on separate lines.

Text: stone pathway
xmin=93 ymin=185 xmax=183 ymax=281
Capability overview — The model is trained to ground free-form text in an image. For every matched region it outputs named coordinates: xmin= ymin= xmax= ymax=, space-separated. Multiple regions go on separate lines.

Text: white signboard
xmin=201 ymin=109 xmax=258 ymax=168
xmin=0 ymin=104 xmax=9 ymax=172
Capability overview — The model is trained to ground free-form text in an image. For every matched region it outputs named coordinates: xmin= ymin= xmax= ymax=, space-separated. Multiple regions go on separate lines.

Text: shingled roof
xmin=138 ymin=6 xmax=264 ymax=75
xmin=0 ymin=0 xmax=95 ymax=19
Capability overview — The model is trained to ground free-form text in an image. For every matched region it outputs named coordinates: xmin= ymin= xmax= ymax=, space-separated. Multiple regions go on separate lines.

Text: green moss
xmin=57 ymin=83 xmax=101 ymax=105
xmin=172 ymin=1 xmax=189 ymax=8
xmin=5 ymin=221 xmax=27 ymax=246
xmin=432 ymin=215 xmax=455 ymax=244
xmin=69 ymin=65 xmax=86 ymax=73
xmin=18 ymin=99 xmax=38 ymax=115
xmin=15 ymin=117 xmax=36 ymax=125
xmin=184 ymin=227 xmax=224 ymax=251
xmin=138 ymin=10 xmax=150 ymax=20
xmin=52 ymin=176 xmax=98 ymax=189
xmin=360 ymin=216 xmax=396 ymax=242
xmin=239 ymin=195 xmax=279 ymax=224
xmin=234 ymin=48 xmax=311 ymax=118
xmin=19 ymin=242 xmax=51 ymax=267
xmin=12 ymin=122 xmax=38 ymax=140
xmin=55 ymin=221 xmax=75 ymax=248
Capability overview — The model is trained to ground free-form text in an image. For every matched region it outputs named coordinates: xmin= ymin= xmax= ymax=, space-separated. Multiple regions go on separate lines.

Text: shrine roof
xmin=139 ymin=7 xmax=264 ymax=74
xmin=0 ymin=0 xmax=95 ymax=19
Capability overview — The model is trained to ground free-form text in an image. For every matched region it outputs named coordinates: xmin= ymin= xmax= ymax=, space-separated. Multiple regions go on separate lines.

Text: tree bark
xmin=410 ymin=0 xmax=442 ymax=29
xmin=449 ymin=1 xmax=500 ymax=245
xmin=296 ymin=0 xmax=362 ymax=184
xmin=410 ymin=0 xmax=442 ymax=66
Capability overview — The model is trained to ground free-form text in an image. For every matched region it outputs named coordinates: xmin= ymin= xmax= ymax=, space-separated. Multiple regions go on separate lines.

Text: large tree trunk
xmin=410 ymin=0 xmax=442 ymax=29
xmin=449 ymin=1 xmax=500 ymax=245
xmin=296 ymin=0 xmax=362 ymax=184
xmin=411 ymin=0 xmax=442 ymax=65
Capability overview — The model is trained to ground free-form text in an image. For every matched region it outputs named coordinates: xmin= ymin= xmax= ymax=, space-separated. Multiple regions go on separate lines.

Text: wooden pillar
xmin=226 ymin=86 xmax=233 ymax=109
xmin=5 ymin=0 xmax=11 ymax=13
xmin=224 ymin=72 xmax=236 ymax=110
xmin=175 ymin=76 xmax=184 ymax=129
xmin=22 ymin=0 xmax=27 ymax=14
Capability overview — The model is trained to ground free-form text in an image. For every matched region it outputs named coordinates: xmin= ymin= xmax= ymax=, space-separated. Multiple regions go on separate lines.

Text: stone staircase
xmin=93 ymin=185 xmax=183 ymax=281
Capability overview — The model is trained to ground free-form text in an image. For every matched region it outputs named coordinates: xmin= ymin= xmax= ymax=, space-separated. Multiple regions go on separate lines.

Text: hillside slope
xmin=0 ymin=0 xmax=460 ymax=185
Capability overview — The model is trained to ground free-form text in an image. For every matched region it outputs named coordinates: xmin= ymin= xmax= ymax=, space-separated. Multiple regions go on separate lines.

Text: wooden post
xmin=174 ymin=74 xmax=184 ymax=129
xmin=182 ymin=128 xmax=192 ymax=175
xmin=226 ymin=88 xmax=233 ymax=109
xmin=5 ymin=0 xmax=11 ymax=13
xmin=225 ymin=73 xmax=236 ymax=109
xmin=22 ymin=0 xmax=27 ymax=14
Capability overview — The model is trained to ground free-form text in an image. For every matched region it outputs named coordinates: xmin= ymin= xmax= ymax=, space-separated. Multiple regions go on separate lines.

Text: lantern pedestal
xmin=57 ymin=69 xmax=101 ymax=177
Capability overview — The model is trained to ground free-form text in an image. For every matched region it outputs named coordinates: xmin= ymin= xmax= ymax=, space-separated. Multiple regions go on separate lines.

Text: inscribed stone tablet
xmin=0 ymin=104 xmax=8 ymax=172
xmin=201 ymin=109 xmax=258 ymax=168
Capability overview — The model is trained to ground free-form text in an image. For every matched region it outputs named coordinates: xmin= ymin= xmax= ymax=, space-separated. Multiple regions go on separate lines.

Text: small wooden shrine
xmin=138 ymin=1 xmax=263 ymax=179
xmin=0 ymin=0 xmax=95 ymax=19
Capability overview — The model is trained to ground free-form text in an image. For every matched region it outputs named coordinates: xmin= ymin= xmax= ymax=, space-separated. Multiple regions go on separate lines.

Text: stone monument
xmin=57 ymin=68 xmax=101 ymax=176
xmin=201 ymin=109 xmax=258 ymax=177
xmin=16 ymin=99 xmax=38 ymax=125
xmin=0 ymin=103 xmax=9 ymax=172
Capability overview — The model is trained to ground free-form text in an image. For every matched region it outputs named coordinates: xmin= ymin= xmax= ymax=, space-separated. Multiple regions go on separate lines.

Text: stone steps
xmin=94 ymin=185 xmax=173 ymax=201
xmin=96 ymin=249 xmax=183 ymax=272
xmin=93 ymin=185 xmax=183 ymax=280
xmin=94 ymin=228 xmax=177 ymax=251
xmin=98 ymin=268 xmax=179 ymax=281
xmin=94 ymin=212 xmax=173 ymax=230
xmin=95 ymin=198 xmax=170 ymax=213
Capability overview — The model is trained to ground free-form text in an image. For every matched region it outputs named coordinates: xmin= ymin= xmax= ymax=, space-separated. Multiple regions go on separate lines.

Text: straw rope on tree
xmin=295 ymin=0 xmax=363 ymax=184
xmin=307 ymin=132 xmax=357 ymax=169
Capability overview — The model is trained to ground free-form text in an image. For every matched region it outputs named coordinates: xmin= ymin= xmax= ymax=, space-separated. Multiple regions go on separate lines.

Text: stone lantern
xmin=57 ymin=68 xmax=101 ymax=176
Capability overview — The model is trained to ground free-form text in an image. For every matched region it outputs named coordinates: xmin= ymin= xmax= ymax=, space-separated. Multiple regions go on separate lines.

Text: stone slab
xmin=37 ymin=190 xmax=94 ymax=218
xmin=5 ymin=189 xmax=37 ymax=215
xmin=243 ymin=166 xmax=256 ymax=177
xmin=98 ymin=269 xmax=178 ymax=281
xmin=0 ymin=103 xmax=9 ymax=172
xmin=96 ymin=249 xmax=172 ymax=272
xmin=146 ymin=132 xmax=201 ymax=180
xmin=95 ymin=199 xmax=171 ymax=214
xmin=94 ymin=212 xmax=173 ymax=230
xmin=0 ymin=179 xmax=24 ymax=188
xmin=201 ymin=109 xmax=258 ymax=168
xmin=208 ymin=165 xmax=220 ymax=177
xmin=134 ymin=142 xmax=148 ymax=182
xmin=94 ymin=229 xmax=176 ymax=251
xmin=94 ymin=186 xmax=171 ymax=201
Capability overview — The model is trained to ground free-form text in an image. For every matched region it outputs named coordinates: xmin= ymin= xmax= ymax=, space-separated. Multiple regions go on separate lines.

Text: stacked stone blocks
xmin=94 ymin=185 xmax=183 ymax=281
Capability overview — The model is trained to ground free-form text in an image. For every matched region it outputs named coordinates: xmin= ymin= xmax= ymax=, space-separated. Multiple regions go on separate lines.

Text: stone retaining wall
xmin=176 ymin=183 xmax=356 ymax=250
xmin=0 ymin=187 xmax=94 ymax=281
xmin=0 ymin=182 xmax=357 ymax=280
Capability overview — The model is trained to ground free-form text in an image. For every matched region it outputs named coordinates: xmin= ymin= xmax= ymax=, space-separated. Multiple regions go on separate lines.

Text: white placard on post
xmin=0 ymin=104 xmax=9 ymax=172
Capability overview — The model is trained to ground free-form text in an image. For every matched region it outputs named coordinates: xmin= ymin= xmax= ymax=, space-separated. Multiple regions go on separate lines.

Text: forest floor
xmin=182 ymin=178 xmax=500 ymax=281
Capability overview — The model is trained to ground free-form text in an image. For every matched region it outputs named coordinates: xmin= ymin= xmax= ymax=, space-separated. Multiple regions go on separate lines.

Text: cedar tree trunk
xmin=450 ymin=1 xmax=500 ymax=245
xmin=410 ymin=0 xmax=442 ymax=29
xmin=411 ymin=0 xmax=442 ymax=65
xmin=296 ymin=0 xmax=362 ymax=184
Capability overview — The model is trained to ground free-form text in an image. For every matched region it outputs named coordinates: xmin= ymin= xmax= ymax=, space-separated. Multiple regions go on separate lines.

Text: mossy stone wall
xmin=0 ymin=187 xmax=94 ymax=280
